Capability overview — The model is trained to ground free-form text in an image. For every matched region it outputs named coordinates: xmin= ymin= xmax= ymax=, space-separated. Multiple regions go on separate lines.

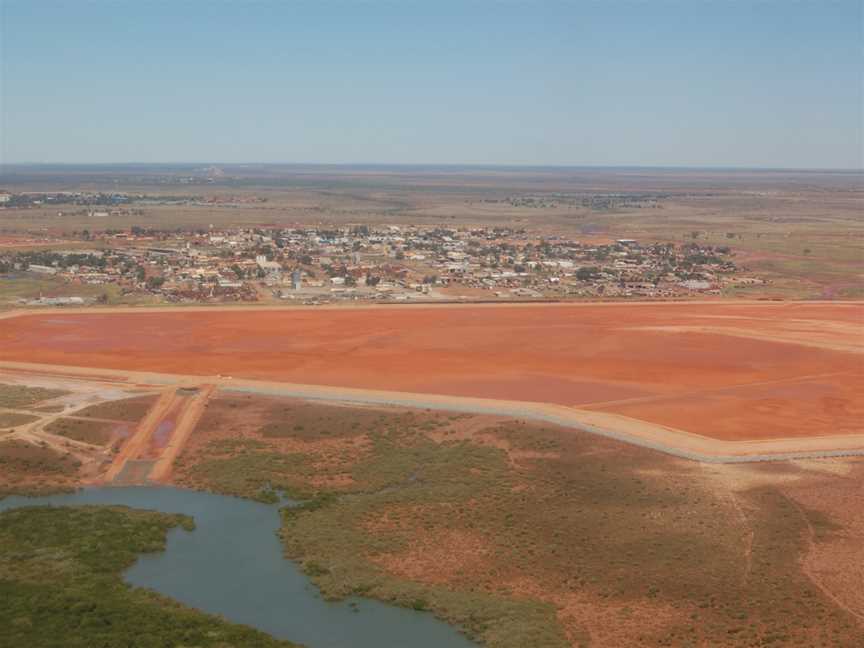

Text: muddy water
xmin=0 ymin=486 xmax=476 ymax=648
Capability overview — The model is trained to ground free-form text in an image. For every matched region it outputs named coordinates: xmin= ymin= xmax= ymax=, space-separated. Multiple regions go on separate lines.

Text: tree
xmin=576 ymin=266 xmax=599 ymax=281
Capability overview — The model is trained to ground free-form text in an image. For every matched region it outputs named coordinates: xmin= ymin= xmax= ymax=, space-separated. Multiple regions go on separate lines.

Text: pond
xmin=0 ymin=486 xmax=477 ymax=648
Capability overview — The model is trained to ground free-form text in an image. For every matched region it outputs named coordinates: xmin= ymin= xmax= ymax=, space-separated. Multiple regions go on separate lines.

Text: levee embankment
xmin=1 ymin=361 xmax=861 ymax=464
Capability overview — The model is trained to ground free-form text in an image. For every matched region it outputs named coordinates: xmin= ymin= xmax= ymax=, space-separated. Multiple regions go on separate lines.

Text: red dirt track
xmin=1 ymin=302 xmax=861 ymax=442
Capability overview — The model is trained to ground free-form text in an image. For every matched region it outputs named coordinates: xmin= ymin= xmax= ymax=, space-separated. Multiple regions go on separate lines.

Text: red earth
xmin=1 ymin=302 xmax=861 ymax=441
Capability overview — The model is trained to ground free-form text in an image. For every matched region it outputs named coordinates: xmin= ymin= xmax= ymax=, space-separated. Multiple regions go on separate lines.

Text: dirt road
xmin=103 ymin=388 xmax=178 ymax=482
xmin=148 ymin=385 xmax=214 ymax=482
xmin=2 ymin=360 xmax=861 ymax=464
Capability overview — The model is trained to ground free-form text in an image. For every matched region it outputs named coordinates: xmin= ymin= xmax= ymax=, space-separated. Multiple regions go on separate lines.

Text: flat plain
xmin=1 ymin=301 xmax=860 ymax=446
xmin=1 ymin=165 xmax=862 ymax=647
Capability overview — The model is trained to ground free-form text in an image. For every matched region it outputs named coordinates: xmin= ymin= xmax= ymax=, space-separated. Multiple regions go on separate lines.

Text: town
xmin=0 ymin=224 xmax=763 ymax=306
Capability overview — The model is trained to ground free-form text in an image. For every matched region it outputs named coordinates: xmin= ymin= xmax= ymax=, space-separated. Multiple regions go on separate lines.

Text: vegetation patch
xmin=0 ymin=505 xmax=299 ymax=647
xmin=173 ymin=397 xmax=451 ymax=501
xmin=44 ymin=418 xmax=115 ymax=446
xmin=0 ymin=275 xmax=124 ymax=304
xmin=175 ymin=438 xmax=315 ymax=503
xmin=72 ymin=394 xmax=158 ymax=422
xmin=0 ymin=413 xmax=39 ymax=430
xmin=29 ymin=404 xmax=66 ymax=414
xmin=0 ymin=440 xmax=79 ymax=477
xmin=0 ymin=384 xmax=68 ymax=410
xmin=0 ymin=440 xmax=81 ymax=499
xmin=257 ymin=402 xmax=439 ymax=441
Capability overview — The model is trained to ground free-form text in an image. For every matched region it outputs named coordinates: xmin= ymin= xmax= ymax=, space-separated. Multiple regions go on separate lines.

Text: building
xmin=27 ymin=296 xmax=85 ymax=306
xmin=255 ymin=255 xmax=281 ymax=272
xmin=27 ymin=264 xmax=57 ymax=275
xmin=678 ymin=279 xmax=712 ymax=291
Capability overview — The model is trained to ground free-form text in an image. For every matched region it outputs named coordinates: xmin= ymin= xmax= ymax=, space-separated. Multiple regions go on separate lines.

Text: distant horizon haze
xmin=1 ymin=162 xmax=862 ymax=174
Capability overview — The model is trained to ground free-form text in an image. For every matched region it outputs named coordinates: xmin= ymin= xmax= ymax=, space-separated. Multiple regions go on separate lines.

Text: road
xmin=1 ymin=359 xmax=862 ymax=465
xmin=103 ymin=388 xmax=178 ymax=482
xmin=148 ymin=385 xmax=214 ymax=482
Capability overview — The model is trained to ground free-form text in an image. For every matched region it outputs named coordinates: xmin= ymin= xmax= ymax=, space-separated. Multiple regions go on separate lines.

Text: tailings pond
xmin=0 ymin=486 xmax=476 ymax=648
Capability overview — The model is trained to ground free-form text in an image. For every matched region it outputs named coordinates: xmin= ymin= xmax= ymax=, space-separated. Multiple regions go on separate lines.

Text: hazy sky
xmin=1 ymin=1 xmax=861 ymax=168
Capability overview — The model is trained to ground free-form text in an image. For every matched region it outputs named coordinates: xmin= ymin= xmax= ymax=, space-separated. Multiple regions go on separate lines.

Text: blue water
xmin=0 ymin=486 xmax=476 ymax=648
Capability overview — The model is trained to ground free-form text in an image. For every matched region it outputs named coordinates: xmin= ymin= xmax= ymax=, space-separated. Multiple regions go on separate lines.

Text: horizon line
xmin=1 ymin=161 xmax=862 ymax=174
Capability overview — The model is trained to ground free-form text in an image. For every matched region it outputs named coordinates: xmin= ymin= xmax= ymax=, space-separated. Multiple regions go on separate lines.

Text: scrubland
xmin=172 ymin=394 xmax=864 ymax=647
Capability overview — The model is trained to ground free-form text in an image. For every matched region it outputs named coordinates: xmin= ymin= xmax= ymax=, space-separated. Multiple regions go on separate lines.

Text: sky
xmin=1 ymin=1 xmax=861 ymax=168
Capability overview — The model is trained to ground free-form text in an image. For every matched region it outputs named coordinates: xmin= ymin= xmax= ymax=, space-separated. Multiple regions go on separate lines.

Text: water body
xmin=0 ymin=486 xmax=476 ymax=648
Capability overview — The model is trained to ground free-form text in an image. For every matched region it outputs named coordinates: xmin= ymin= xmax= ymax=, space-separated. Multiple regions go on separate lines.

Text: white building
xmin=255 ymin=255 xmax=281 ymax=272
xmin=28 ymin=264 xmax=57 ymax=275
